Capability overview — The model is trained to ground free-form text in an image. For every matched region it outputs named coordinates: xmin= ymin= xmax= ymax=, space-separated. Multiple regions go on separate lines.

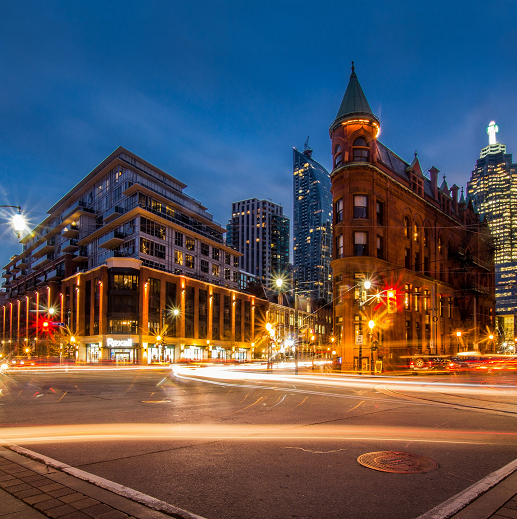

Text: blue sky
xmin=1 ymin=0 xmax=517 ymax=262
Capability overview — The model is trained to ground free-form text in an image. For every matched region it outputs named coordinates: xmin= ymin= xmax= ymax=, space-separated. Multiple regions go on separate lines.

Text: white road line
xmin=416 ymin=456 xmax=517 ymax=519
xmin=2 ymin=442 xmax=207 ymax=519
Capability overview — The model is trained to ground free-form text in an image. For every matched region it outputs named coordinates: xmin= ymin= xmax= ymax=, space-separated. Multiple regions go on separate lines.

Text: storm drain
xmin=357 ymin=451 xmax=439 ymax=474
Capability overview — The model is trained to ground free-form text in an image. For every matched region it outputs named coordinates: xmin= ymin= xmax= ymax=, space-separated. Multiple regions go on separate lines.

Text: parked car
xmin=410 ymin=356 xmax=450 ymax=371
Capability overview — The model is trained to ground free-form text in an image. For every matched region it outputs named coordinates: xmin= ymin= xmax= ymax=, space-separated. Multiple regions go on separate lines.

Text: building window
xmin=175 ymin=232 xmax=183 ymax=247
xmin=414 ymin=288 xmax=420 ymax=312
xmin=376 ymin=201 xmax=384 ymax=226
xmin=186 ymin=255 xmax=194 ymax=269
xmin=225 ymin=268 xmax=231 ymax=280
xmin=424 ymin=256 xmax=430 ymax=276
xmin=225 ymin=253 xmax=231 ymax=265
xmin=335 ymin=198 xmax=343 ymax=223
xmin=413 ymin=223 xmax=419 ymax=242
xmin=175 ymin=250 xmax=183 ymax=265
xmin=186 ymin=237 xmax=195 ymax=251
xmin=353 ymin=195 xmax=368 ymax=219
xmin=354 ymin=232 xmax=367 ymax=256
xmin=201 ymin=259 xmax=209 ymax=273
xmin=423 ymin=229 xmax=428 ymax=247
xmin=438 ymin=236 xmax=442 ymax=254
xmin=212 ymin=264 xmax=220 ymax=277
xmin=201 ymin=243 xmax=209 ymax=256
xmin=336 ymin=234 xmax=344 ymax=259
xmin=212 ymin=248 xmax=220 ymax=261
xmin=448 ymin=297 xmax=453 ymax=318
xmin=352 ymin=137 xmax=369 ymax=162
xmin=334 ymin=144 xmax=342 ymax=167
xmin=376 ymin=235 xmax=383 ymax=259
xmin=233 ymin=271 xmax=238 ymax=282
xmin=404 ymin=284 xmax=411 ymax=310
xmin=405 ymin=248 xmax=411 ymax=269
xmin=112 ymin=274 xmax=139 ymax=290
xmin=233 ymin=256 xmax=239 ymax=267
xmin=415 ymin=252 xmax=421 ymax=272
xmin=404 ymin=217 xmax=411 ymax=238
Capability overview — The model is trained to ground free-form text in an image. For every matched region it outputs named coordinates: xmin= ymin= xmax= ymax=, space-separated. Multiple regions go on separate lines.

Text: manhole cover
xmin=357 ymin=451 xmax=439 ymax=473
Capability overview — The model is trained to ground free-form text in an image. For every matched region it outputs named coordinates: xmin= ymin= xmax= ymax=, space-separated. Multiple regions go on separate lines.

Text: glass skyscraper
xmin=293 ymin=146 xmax=332 ymax=302
xmin=467 ymin=122 xmax=517 ymax=344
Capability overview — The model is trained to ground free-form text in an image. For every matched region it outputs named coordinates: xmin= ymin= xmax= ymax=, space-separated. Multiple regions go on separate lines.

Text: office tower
xmin=293 ymin=144 xmax=333 ymax=302
xmin=467 ymin=122 xmax=517 ymax=347
xmin=226 ymin=198 xmax=290 ymax=284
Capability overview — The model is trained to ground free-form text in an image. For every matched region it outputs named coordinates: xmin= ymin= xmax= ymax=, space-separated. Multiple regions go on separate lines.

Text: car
xmin=410 ymin=356 xmax=450 ymax=371
xmin=447 ymin=352 xmax=488 ymax=371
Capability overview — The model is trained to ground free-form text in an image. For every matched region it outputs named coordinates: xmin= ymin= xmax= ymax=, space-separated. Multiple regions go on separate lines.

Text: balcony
xmin=98 ymin=230 xmax=125 ymax=249
xmin=11 ymin=265 xmax=20 ymax=273
xmin=72 ymin=247 xmax=88 ymax=262
xmin=18 ymin=259 xmax=29 ymax=269
xmin=47 ymin=267 xmax=65 ymax=281
xmin=32 ymin=254 xmax=54 ymax=270
xmin=35 ymin=275 xmax=47 ymax=287
xmin=2 ymin=281 xmax=11 ymax=289
xmin=32 ymin=239 xmax=55 ymax=259
xmin=61 ymin=200 xmax=95 ymax=220
xmin=2 ymin=270 xmax=11 ymax=278
xmin=61 ymin=238 xmax=79 ymax=253
xmin=103 ymin=205 xmax=124 ymax=223
xmin=62 ymin=224 xmax=79 ymax=238
xmin=471 ymin=282 xmax=490 ymax=295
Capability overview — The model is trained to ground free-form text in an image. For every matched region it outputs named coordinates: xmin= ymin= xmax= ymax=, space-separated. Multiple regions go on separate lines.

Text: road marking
xmin=57 ymin=391 xmax=67 ymax=402
xmin=3 ymin=442 xmax=207 ymax=519
xmin=416 ymin=456 xmax=517 ymax=519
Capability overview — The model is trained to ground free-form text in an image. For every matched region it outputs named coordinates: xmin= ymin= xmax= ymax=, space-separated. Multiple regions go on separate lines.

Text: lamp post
xmin=456 ymin=331 xmax=462 ymax=353
xmin=368 ymin=320 xmax=375 ymax=374
xmin=266 ymin=322 xmax=273 ymax=371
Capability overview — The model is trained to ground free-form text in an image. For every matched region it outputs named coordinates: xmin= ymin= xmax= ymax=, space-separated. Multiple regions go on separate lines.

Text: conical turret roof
xmin=330 ymin=62 xmax=379 ymax=134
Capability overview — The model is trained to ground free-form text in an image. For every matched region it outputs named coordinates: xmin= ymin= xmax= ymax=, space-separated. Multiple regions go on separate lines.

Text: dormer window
xmin=334 ymin=144 xmax=342 ymax=168
xmin=353 ymin=137 xmax=369 ymax=162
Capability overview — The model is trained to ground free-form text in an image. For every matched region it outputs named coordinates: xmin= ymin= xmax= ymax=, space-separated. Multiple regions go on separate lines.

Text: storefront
xmin=86 ymin=343 xmax=101 ymax=363
xmin=147 ymin=345 xmax=176 ymax=364
xmin=211 ymin=346 xmax=231 ymax=361
xmin=234 ymin=348 xmax=248 ymax=362
xmin=182 ymin=345 xmax=204 ymax=361
xmin=106 ymin=337 xmax=139 ymax=363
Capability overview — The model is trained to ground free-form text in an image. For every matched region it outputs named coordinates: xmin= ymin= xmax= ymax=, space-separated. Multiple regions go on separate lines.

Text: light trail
xmin=1 ymin=423 xmax=515 ymax=446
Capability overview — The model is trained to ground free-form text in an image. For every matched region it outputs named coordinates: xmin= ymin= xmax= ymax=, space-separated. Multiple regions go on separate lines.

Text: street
xmin=1 ymin=365 xmax=516 ymax=519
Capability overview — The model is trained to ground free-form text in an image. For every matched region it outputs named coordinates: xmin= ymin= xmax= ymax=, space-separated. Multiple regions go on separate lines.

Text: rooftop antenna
xmin=304 ymin=136 xmax=310 ymax=151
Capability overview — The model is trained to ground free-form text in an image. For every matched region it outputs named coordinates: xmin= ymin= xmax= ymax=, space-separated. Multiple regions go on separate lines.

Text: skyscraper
xmin=293 ymin=144 xmax=333 ymax=302
xmin=226 ymin=198 xmax=290 ymax=284
xmin=467 ymin=122 xmax=517 ymax=346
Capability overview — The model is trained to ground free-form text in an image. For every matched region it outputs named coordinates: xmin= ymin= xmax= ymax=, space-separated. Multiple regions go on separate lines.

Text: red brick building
xmin=330 ymin=65 xmax=496 ymax=370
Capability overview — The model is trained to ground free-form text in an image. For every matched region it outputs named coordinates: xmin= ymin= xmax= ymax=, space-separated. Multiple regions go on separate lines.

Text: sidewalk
xmin=418 ymin=458 xmax=517 ymax=519
xmin=0 ymin=446 xmax=203 ymax=519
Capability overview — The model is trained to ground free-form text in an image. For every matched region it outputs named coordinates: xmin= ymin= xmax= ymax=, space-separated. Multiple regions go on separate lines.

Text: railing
xmin=472 ymin=256 xmax=491 ymax=271
xmin=61 ymin=200 xmax=95 ymax=220
xmin=98 ymin=230 xmax=125 ymax=248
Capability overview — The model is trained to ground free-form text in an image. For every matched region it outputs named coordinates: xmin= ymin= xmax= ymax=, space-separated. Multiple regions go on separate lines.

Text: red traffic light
xmin=42 ymin=321 xmax=49 ymax=329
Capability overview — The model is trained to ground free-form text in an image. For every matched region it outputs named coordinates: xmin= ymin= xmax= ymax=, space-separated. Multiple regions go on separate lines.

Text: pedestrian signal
xmin=387 ymin=290 xmax=397 ymax=313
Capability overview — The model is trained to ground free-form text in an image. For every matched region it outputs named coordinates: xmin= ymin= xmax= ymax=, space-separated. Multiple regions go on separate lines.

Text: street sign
xmin=54 ymin=322 xmax=66 ymax=327
xmin=355 ymin=334 xmax=363 ymax=345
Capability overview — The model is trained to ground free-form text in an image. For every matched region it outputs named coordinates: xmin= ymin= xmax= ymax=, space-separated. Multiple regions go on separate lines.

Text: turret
xmin=329 ymin=62 xmax=380 ymax=170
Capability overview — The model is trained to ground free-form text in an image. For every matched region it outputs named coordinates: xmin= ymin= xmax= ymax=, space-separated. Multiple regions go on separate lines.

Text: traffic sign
xmin=55 ymin=322 xmax=66 ymax=327
xmin=355 ymin=334 xmax=363 ymax=345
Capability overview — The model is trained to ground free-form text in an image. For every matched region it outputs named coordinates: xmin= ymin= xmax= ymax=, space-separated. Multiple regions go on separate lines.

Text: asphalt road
xmin=1 ymin=365 xmax=516 ymax=519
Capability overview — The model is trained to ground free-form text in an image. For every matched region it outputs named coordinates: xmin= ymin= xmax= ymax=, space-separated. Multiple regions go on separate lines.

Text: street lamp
xmin=266 ymin=322 xmax=274 ymax=371
xmin=368 ymin=320 xmax=375 ymax=374
xmin=0 ymin=205 xmax=25 ymax=237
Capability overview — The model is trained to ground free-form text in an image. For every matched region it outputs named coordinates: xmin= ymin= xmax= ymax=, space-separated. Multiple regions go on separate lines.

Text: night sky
xmin=1 ymin=1 xmax=517 ymax=263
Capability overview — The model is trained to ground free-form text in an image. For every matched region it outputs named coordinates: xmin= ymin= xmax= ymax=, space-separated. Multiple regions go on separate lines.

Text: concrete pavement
xmin=0 ymin=446 xmax=205 ymax=519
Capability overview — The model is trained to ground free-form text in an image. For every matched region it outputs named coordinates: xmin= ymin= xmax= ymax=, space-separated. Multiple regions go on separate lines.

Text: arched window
xmin=423 ymin=229 xmax=428 ymax=247
xmin=404 ymin=217 xmax=411 ymax=238
xmin=353 ymin=137 xmax=369 ymax=162
xmin=334 ymin=144 xmax=342 ymax=168
xmin=438 ymin=236 xmax=442 ymax=254
xmin=413 ymin=223 xmax=419 ymax=242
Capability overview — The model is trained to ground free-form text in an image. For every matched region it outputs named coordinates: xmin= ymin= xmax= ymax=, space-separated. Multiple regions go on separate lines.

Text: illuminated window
xmin=336 ymin=234 xmax=344 ymax=258
xmin=175 ymin=250 xmax=183 ymax=265
xmin=353 ymin=137 xmax=369 ymax=162
xmin=404 ymin=217 xmax=411 ymax=238
xmin=353 ymin=195 xmax=368 ymax=219
xmin=354 ymin=232 xmax=367 ymax=256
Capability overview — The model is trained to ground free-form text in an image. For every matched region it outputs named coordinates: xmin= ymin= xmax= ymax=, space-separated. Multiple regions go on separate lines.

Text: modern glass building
xmin=293 ymin=146 xmax=332 ymax=302
xmin=467 ymin=123 xmax=517 ymax=346
xmin=226 ymin=198 xmax=290 ymax=284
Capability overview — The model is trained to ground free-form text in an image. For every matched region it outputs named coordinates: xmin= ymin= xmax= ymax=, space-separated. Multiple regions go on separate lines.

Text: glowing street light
xmin=172 ymin=308 xmax=180 ymax=317
xmin=364 ymin=280 xmax=371 ymax=290
xmin=368 ymin=320 xmax=375 ymax=330
xmin=0 ymin=206 xmax=25 ymax=237
xmin=48 ymin=307 xmax=55 ymax=315
xmin=275 ymin=278 xmax=283 ymax=289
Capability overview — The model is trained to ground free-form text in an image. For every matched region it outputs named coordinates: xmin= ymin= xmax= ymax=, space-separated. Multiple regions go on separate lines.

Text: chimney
xmin=429 ymin=166 xmax=439 ymax=199
xmin=451 ymin=184 xmax=459 ymax=213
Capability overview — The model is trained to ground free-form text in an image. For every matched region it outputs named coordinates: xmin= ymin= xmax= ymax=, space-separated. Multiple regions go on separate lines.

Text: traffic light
xmin=387 ymin=289 xmax=397 ymax=313
xmin=42 ymin=321 xmax=49 ymax=330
